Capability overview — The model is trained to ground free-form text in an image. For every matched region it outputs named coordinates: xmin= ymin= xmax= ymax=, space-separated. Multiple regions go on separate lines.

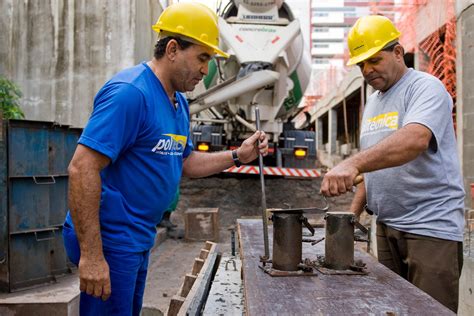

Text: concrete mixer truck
xmin=188 ymin=0 xmax=316 ymax=169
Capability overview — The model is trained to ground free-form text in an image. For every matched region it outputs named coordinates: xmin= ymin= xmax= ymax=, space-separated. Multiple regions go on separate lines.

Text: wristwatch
xmin=231 ymin=149 xmax=242 ymax=167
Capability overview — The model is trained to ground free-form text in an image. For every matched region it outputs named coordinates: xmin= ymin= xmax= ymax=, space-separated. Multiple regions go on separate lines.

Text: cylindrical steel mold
xmin=324 ymin=212 xmax=355 ymax=270
xmin=272 ymin=212 xmax=302 ymax=271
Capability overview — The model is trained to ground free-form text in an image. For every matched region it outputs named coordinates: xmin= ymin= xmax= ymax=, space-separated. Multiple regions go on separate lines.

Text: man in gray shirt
xmin=321 ymin=15 xmax=464 ymax=312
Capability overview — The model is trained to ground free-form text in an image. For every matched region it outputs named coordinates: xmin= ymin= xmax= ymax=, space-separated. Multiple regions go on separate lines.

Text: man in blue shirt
xmin=63 ymin=3 xmax=268 ymax=315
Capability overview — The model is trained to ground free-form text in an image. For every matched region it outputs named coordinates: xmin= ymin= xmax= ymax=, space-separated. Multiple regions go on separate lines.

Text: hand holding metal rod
xmin=318 ymin=174 xmax=363 ymax=214
xmin=353 ymin=174 xmax=364 ymax=186
xmin=255 ymin=106 xmax=270 ymax=262
xmin=320 ymin=174 xmax=364 ymax=196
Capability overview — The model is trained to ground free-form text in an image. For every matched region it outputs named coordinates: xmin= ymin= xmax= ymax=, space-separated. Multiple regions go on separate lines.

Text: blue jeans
xmin=63 ymin=221 xmax=150 ymax=316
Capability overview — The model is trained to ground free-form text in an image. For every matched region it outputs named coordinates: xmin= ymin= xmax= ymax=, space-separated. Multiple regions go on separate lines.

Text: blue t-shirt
xmin=66 ymin=62 xmax=194 ymax=252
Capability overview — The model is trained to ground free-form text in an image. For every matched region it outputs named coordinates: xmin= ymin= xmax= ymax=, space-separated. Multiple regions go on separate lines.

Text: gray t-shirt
xmin=360 ymin=68 xmax=465 ymax=242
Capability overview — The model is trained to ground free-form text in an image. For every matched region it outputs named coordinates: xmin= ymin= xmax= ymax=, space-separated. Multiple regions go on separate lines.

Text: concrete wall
xmin=459 ymin=257 xmax=474 ymax=315
xmin=414 ymin=0 xmax=452 ymax=42
xmin=456 ymin=3 xmax=474 ymax=316
xmin=456 ymin=0 xmax=474 ymax=206
xmin=0 ymin=0 xmax=162 ymax=127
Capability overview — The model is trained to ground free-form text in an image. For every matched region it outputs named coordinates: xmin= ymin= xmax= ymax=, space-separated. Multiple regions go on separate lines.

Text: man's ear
xmin=394 ymin=45 xmax=405 ymax=61
xmin=165 ymin=39 xmax=179 ymax=61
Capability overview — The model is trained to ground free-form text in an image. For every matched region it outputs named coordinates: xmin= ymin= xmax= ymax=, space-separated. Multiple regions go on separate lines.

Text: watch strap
xmin=231 ymin=149 xmax=241 ymax=167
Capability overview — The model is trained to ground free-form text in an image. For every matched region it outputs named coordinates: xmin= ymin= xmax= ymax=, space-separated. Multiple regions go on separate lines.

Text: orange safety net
xmin=381 ymin=0 xmax=457 ymax=101
xmin=386 ymin=0 xmax=457 ymax=128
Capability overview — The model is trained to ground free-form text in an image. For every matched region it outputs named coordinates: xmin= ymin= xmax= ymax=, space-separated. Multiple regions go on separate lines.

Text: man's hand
xmin=237 ymin=131 xmax=268 ymax=164
xmin=78 ymin=256 xmax=111 ymax=301
xmin=320 ymin=161 xmax=360 ymax=197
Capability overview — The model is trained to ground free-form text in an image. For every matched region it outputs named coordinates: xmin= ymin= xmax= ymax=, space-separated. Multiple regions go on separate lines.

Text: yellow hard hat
xmin=152 ymin=2 xmax=229 ymax=58
xmin=347 ymin=15 xmax=401 ymax=66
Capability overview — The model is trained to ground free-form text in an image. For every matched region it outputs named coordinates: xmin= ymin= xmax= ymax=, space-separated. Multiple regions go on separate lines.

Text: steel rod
xmin=255 ymin=106 xmax=270 ymax=260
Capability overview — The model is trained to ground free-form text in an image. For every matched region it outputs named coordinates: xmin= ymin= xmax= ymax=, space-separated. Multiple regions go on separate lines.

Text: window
xmin=314 ymin=27 xmax=329 ymax=32
xmin=314 ymin=59 xmax=330 ymax=64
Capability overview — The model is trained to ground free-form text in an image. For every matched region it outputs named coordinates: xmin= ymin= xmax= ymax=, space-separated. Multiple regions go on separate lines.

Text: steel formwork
xmin=0 ymin=119 xmax=81 ymax=291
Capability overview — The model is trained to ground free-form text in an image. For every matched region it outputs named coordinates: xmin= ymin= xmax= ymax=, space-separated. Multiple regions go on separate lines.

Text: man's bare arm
xmin=321 ymin=123 xmax=432 ymax=196
xmin=68 ymin=144 xmax=111 ymax=300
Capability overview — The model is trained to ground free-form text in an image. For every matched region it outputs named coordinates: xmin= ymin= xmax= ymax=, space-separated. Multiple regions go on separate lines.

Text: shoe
xmin=167 ymin=228 xmax=185 ymax=239
xmin=158 ymin=211 xmax=178 ymax=229
xmin=158 ymin=219 xmax=177 ymax=229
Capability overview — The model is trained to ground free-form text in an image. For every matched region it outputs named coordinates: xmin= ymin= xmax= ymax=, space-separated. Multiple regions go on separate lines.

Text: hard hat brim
xmin=347 ymin=46 xmax=383 ymax=66
xmin=208 ymin=45 xmax=230 ymax=58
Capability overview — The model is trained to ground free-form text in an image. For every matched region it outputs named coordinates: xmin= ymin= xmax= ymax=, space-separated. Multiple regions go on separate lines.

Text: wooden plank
xmin=167 ymin=295 xmax=185 ymax=316
xmin=180 ymin=274 xmax=197 ymax=297
xmin=179 ymin=243 xmax=219 ymax=316
xmin=203 ymin=255 xmax=244 ymax=315
xmin=191 ymin=258 xmax=205 ymax=276
xmin=167 ymin=242 xmax=218 ymax=316
xmin=199 ymin=249 xmax=210 ymax=260
xmin=204 ymin=241 xmax=215 ymax=251
xmin=238 ymin=219 xmax=454 ymax=316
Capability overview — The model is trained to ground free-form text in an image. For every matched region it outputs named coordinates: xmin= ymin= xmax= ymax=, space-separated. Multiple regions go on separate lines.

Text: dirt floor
xmin=142 ymin=175 xmax=356 ymax=314
xmin=175 ymin=174 xmax=355 ymax=243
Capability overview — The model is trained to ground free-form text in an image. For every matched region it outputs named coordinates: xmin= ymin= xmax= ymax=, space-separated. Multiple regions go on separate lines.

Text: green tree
xmin=0 ymin=75 xmax=25 ymax=119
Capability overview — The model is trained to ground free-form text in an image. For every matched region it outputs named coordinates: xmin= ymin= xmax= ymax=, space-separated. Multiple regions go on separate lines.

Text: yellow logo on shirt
xmin=164 ymin=134 xmax=187 ymax=147
xmin=361 ymin=112 xmax=399 ymax=135
xmin=151 ymin=134 xmax=187 ymax=155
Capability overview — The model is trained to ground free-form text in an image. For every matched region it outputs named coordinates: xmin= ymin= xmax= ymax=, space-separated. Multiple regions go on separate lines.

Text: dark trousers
xmin=376 ymin=223 xmax=463 ymax=313
xmin=63 ymin=221 xmax=150 ymax=316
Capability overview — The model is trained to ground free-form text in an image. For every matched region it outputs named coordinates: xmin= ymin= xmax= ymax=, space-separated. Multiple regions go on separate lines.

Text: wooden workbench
xmin=238 ymin=219 xmax=454 ymax=315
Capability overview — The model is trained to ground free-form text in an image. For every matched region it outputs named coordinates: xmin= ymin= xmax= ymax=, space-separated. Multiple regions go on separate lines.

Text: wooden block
xmin=167 ymin=295 xmax=185 ymax=316
xmin=205 ymin=241 xmax=216 ymax=250
xmin=180 ymin=274 xmax=197 ymax=297
xmin=192 ymin=258 xmax=205 ymax=275
xmin=184 ymin=208 xmax=219 ymax=242
xmin=199 ymin=249 xmax=210 ymax=260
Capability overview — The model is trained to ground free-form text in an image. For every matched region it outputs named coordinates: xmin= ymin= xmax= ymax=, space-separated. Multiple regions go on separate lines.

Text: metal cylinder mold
xmin=272 ymin=212 xmax=302 ymax=271
xmin=324 ymin=212 xmax=355 ymax=270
